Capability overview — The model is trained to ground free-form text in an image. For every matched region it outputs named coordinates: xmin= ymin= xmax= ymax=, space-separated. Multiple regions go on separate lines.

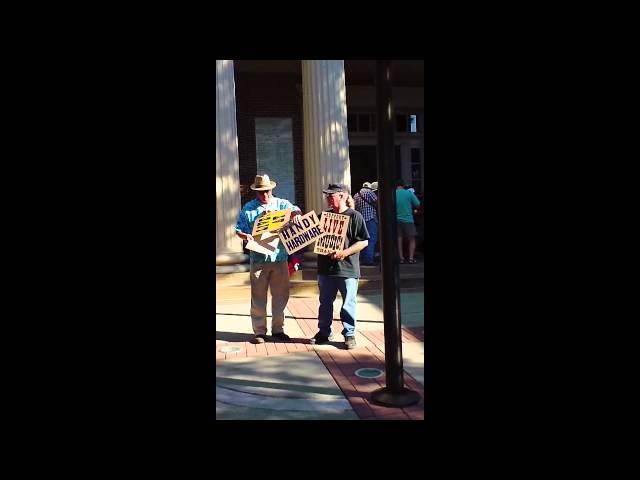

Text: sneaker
xmin=344 ymin=336 xmax=357 ymax=350
xmin=309 ymin=332 xmax=335 ymax=345
xmin=252 ymin=334 xmax=267 ymax=344
xmin=271 ymin=332 xmax=291 ymax=342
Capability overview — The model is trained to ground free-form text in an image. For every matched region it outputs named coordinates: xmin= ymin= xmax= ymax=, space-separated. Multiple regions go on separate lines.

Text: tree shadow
xmin=317 ymin=341 xmax=348 ymax=350
xmin=216 ymin=331 xmax=255 ymax=343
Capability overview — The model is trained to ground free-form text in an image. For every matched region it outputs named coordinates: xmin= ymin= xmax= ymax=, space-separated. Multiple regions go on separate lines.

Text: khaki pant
xmin=250 ymin=261 xmax=290 ymax=336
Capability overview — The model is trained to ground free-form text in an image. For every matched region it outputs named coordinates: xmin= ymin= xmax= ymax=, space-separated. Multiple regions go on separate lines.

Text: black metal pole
xmin=371 ymin=60 xmax=421 ymax=407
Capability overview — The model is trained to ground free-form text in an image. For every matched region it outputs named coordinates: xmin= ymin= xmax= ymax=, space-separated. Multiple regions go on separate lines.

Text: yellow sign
xmin=314 ymin=212 xmax=349 ymax=255
xmin=251 ymin=209 xmax=292 ymax=236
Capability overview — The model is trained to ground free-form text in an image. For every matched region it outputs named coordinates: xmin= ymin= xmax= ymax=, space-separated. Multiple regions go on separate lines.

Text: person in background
xmin=395 ymin=179 xmax=420 ymax=264
xmin=354 ymin=181 xmax=379 ymax=266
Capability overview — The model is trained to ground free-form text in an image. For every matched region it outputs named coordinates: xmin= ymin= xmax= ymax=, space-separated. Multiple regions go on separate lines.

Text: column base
xmin=371 ymin=386 xmax=421 ymax=407
xmin=216 ymin=253 xmax=249 ymax=266
xmin=216 ymin=252 xmax=249 ymax=274
xmin=216 ymin=264 xmax=250 ymax=274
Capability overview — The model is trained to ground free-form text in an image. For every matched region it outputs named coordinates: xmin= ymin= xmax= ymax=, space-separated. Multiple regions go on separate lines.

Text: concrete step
xmin=302 ymin=261 xmax=423 ymax=272
xmin=300 ymin=264 xmax=422 ymax=281
xmin=216 ymin=262 xmax=423 ymax=287
xmin=216 ymin=271 xmax=252 ymax=286
xmin=216 ymin=255 xmax=424 ymax=299
xmin=216 ymin=275 xmax=423 ymax=299
xmin=215 ymin=269 xmax=310 ymax=284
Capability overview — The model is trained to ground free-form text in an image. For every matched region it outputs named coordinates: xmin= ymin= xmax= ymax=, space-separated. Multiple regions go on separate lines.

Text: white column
xmin=216 ymin=60 xmax=244 ymax=263
xmin=302 ymin=60 xmax=352 ymax=216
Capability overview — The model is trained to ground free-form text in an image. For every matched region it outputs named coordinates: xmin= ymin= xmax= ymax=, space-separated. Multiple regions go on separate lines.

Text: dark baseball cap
xmin=322 ymin=183 xmax=350 ymax=194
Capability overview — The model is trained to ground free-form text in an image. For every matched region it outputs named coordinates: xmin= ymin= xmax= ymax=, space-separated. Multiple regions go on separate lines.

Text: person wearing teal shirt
xmin=235 ymin=174 xmax=302 ymax=344
xmin=395 ymin=179 xmax=421 ymax=264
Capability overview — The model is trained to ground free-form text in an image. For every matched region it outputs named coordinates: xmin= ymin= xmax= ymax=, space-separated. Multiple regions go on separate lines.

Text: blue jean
xmin=317 ymin=275 xmax=359 ymax=337
xmin=360 ymin=219 xmax=378 ymax=264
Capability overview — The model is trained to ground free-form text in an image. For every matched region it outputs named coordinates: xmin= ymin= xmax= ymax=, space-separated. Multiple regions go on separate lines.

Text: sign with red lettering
xmin=314 ymin=212 xmax=349 ymax=255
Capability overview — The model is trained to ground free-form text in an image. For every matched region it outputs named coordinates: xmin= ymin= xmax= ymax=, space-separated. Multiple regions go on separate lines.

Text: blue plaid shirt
xmin=235 ymin=197 xmax=301 ymax=264
xmin=354 ymin=188 xmax=378 ymax=222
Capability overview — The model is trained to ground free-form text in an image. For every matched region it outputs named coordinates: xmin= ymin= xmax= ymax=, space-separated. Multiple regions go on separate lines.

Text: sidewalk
xmin=216 ymin=291 xmax=425 ymax=420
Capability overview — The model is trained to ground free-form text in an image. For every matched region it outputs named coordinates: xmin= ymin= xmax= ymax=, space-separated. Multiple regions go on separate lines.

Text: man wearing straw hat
xmin=235 ymin=174 xmax=302 ymax=344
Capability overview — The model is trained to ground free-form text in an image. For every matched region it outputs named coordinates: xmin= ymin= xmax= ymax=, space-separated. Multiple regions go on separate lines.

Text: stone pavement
xmin=215 ymin=291 xmax=425 ymax=420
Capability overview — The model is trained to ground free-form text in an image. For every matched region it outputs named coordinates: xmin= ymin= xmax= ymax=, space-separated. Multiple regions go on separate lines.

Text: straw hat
xmin=250 ymin=174 xmax=277 ymax=191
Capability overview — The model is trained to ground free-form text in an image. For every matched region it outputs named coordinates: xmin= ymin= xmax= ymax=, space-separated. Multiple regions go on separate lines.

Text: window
xmin=347 ymin=112 xmax=376 ymax=133
xmin=396 ymin=113 xmax=421 ymax=134
xmin=255 ymin=118 xmax=296 ymax=203
xmin=409 ymin=115 xmax=417 ymax=133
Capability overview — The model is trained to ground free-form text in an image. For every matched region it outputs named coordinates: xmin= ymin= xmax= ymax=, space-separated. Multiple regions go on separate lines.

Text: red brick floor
xmin=216 ymin=297 xmax=425 ymax=420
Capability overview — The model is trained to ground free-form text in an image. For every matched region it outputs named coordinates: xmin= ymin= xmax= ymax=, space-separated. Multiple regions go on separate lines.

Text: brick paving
xmin=216 ymin=296 xmax=424 ymax=420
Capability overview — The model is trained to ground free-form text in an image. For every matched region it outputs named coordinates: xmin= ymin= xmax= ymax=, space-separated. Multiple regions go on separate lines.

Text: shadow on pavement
xmin=216 ymin=330 xmax=314 ymax=344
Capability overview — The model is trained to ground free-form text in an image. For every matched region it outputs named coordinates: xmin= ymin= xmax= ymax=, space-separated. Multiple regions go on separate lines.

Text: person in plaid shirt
xmin=354 ymin=181 xmax=379 ymax=266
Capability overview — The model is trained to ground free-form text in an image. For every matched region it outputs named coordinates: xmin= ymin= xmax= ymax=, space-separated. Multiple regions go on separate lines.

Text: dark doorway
xmin=349 ymin=146 xmax=378 ymax=194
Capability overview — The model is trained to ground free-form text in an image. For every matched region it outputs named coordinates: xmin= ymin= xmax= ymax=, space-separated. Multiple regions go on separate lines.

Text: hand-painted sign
xmin=278 ymin=211 xmax=322 ymax=255
xmin=314 ymin=212 xmax=349 ymax=255
xmin=251 ymin=209 xmax=291 ymax=236
xmin=245 ymin=231 xmax=280 ymax=255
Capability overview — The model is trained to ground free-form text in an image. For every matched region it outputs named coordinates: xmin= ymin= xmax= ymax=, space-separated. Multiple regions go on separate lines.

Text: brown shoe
xmin=252 ymin=334 xmax=267 ymax=344
xmin=344 ymin=336 xmax=357 ymax=350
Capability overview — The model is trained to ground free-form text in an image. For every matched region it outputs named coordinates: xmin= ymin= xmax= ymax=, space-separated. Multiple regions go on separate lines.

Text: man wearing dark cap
xmin=235 ymin=174 xmax=302 ymax=344
xmin=310 ymin=183 xmax=369 ymax=350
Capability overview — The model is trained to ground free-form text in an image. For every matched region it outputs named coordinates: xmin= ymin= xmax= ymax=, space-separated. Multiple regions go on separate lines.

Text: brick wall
xmin=234 ymin=72 xmax=306 ymax=211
